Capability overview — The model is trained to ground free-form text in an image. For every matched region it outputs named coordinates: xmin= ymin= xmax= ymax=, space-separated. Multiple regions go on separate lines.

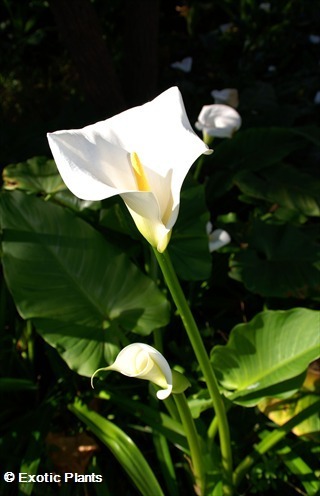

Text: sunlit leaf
xmin=211 ymin=308 xmax=320 ymax=406
xmin=259 ymin=361 xmax=320 ymax=442
xmin=2 ymin=157 xmax=65 ymax=194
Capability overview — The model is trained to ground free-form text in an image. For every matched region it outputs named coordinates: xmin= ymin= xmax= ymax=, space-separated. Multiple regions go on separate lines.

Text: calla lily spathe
xmin=195 ymin=104 xmax=242 ymax=139
xmin=206 ymin=223 xmax=231 ymax=252
xmin=47 ymin=87 xmax=211 ymax=252
xmin=170 ymin=56 xmax=193 ymax=73
xmin=91 ymin=343 xmax=173 ymax=400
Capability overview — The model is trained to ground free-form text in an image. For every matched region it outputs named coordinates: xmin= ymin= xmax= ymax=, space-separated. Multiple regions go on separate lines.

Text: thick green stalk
xmin=174 ymin=393 xmax=205 ymax=496
xmin=153 ymin=248 xmax=233 ymax=495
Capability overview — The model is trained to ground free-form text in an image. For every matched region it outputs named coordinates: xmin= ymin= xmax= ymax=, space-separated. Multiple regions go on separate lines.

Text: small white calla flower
xmin=195 ymin=104 xmax=242 ymax=139
xmin=211 ymin=88 xmax=239 ymax=108
xmin=170 ymin=57 xmax=193 ymax=73
xmin=314 ymin=91 xmax=320 ymax=105
xmin=47 ymin=87 xmax=211 ymax=253
xmin=259 ymin=3 xmax=271 ymax=12
xmin=309 ymin=34 xmax=320 ymax=45
xmin=219 ymin=23 xmax=234 ymax=34
xmin=91 ymin=343 xmax=173 ymax=400
xmin=206 ymin=223 xmax=231 ymax=252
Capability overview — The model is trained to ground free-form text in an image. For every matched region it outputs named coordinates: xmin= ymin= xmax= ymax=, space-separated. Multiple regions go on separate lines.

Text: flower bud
xmin=91 ymin=343 xmax=173 ymax=400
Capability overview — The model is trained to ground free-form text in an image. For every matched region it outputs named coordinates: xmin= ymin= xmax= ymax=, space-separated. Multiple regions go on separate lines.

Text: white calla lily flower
xmin=170 ymin=56 xmax=193 ymax=73
xmin=91 ymin=343 xmax=173 ymax=400
xmin=47 ymin=87 xmax=211 ymax=253
xmin=219 ymin=22 xmax=234 ymax=33
xmin=314 ymin=91 xmax=320 ymax=105
xmin=259 ymin=3 xmax=271 ymax=12
xmin=309 ymin=34 xmax=320 ymax=44
xmin=206 ymin=224 xmax=231 ymax=252
xmin=211 ymin=88 xmax=239 ymax=108
xmin=195 ymin=104 xmax=242 ymax=139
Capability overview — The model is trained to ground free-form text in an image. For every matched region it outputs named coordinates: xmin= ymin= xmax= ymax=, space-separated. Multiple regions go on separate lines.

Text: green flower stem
xmin=208 ymin=403 xmax=232 ymax=448
xmin=233 ymin=399 xmax=320 ymax=488
xmin=174 ymin=393 xmax=205 ymax=496
xmin=207 ymin=416 xmax=218 ymax=444
xmin=153 ymin=248 xmax=233 ymax=495
xmin=26 ymin=320 xmax=35 ymax=367
xmin=163 ymin=395 xmax=180 ymax=422
xmin=193 ymin=155 xmax=205 ymax=181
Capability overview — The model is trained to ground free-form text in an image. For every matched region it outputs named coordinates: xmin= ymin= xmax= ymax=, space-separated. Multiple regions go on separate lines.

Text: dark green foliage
xmin=0 ymin=1 xmax=319 ymax=495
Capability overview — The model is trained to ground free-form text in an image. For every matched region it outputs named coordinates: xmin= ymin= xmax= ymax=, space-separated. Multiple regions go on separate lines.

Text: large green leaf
xmin=206 ymin=127 xmax=307 ymax=201
xmin=208 ymin=128 xmax=306 ymax=171
xmin=2 ymin=157 xmax=65 ymax=194
xmin=229 ymin=219 xmax=320 ymax=298
xmin=169 ymin=182 xmax=211 ymax=281
xmin=211 ymin=308 xmax=320 ymax=406
xmin=234 ymin=164 xmax=320 ymax=217
xmin=0 ymin=191 xmax=170 ymax=376
xmin=2 ymin=156 xmax=101 ymax=215
xmin=69 ymin=399 xmax=165 ymax=496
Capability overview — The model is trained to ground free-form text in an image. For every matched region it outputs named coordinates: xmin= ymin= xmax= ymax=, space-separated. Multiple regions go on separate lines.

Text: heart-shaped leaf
xmin=234 ymin=165 xmax=320 ymax=217
xmin=0 ymin=191 xmax=170 ymax=376
xmin=229 ymin=219 xmax=320 ymax=299
xmin=169 ymin=182 xmax=211 ymax=281
xmin=2 ymin=157 xmax=65 ymax=194
xmin=211 ymin=308 xmax=320 ymax=406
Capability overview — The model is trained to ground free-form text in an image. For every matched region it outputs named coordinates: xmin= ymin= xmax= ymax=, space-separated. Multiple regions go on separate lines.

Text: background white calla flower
xmin=219 ymin=22 xmax=234 ymax=33
xmin=259 ymin=3 xmax=271 ymax=12
xmin=195 ymin=104 xmax=242 ymax=139
xmin=206 ymin=223 xmax=231 ymax=252
xmin=170 ymin=56 xmax=193 ymax=73
xmin=314 ymin=91 xmax=320 ymax=105
xmin=91 ymin=343 xmax=173 ymax=400
xmin=211 ymin=88 xmax=239 ymax=108
xmin=47 ymin=87 xmax=211 ymax=253
xmin=309 ymin=34 xmax=320 ymax=44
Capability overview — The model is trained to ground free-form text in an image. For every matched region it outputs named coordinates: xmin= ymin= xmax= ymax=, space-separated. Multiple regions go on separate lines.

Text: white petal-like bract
xmin=47 ymin=87 xmax=211 ymax=252
xmin=207 ymin=227 xmax=231 ymax=252
xmin=195 ymin=104 xmax=242 ymax=138
xmin=92 ymin=343 xmax=173 ymax=400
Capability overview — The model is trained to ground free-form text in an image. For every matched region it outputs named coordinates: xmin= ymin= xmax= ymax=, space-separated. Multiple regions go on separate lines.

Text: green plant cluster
xmin=0 ymin=1 xmax=319 ymax=495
